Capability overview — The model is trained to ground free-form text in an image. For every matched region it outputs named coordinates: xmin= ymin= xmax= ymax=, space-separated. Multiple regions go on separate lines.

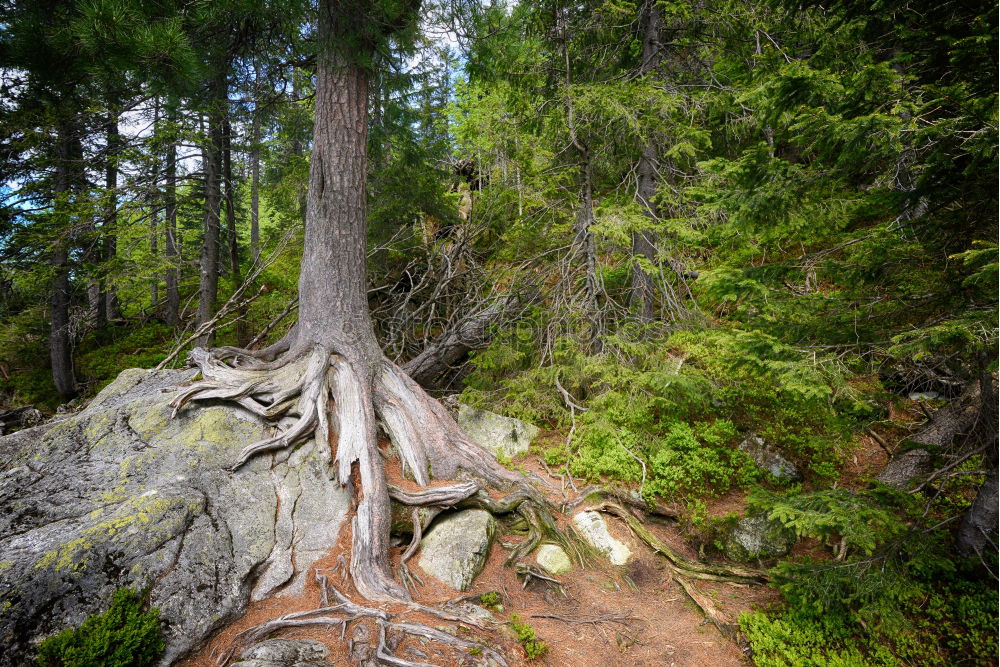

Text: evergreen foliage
xmin=35 ymin=588 xmax=164 ymax=667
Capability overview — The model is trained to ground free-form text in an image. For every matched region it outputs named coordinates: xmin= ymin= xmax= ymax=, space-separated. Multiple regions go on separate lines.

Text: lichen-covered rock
xmin=236 ymin=639 xmax=332 ymax=666
xmin=0 ymin=367 xmax=350 ymax=666
xmin=417 ymin=509 xmax=496 ymax=591
xmin=535 ymin=543 xmax=572 ymax=575
xmin=571 ymin=511 xmax=631 ymax=565
xmin=455 ymin=405 xmax=539 ymax=460
xmin=738 ymin=433 xmax=800 ymax=481
xmin=723 ymin=514 xmax=796 ymax=561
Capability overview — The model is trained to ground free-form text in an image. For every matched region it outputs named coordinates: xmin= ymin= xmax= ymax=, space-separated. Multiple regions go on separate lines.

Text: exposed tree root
xmin=593 ymin=501 xmax=763 ymax=648
xmin=596 ymin=502 xmax=767 ymax=584
xmin=217 ymin=574 xmax=505 ymax=667
xmin=171 ymin=344 xmax=581 ymax=605
xmin=568 ymin=484 xmax=681 ymax=519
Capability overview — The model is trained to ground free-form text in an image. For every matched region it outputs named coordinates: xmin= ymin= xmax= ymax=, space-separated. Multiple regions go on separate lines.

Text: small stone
xmin=456 ymin=405 xmax=540 ymax=460
xmin=723 ymin=514 xmax=795 ymax=562
xmin=738 ymin=433 xmax=800 ymax=481
xmin=418 ymin=509 xmax=497 ymax=591
xmin=572 ymin=511 xmax=631 ymax=565
xmin=535 ymin=543 xmax=572 ymax=575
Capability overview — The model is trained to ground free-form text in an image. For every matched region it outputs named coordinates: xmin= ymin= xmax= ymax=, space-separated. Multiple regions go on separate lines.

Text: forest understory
xmin=0 ymin=0 xmax=997 ymax=665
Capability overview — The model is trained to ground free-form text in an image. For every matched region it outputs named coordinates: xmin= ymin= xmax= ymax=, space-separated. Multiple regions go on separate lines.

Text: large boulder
xmin=0 ymin=368 xmax=350 ymax=666
xmin=455 ymin=405 xmax=539 ymax=460
xmin=417 ymin=509 xmax=496 ymax=591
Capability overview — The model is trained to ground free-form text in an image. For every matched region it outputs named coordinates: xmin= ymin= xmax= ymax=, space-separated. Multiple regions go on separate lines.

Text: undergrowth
xmin=36 ymin=588 xmax=164 ymax=667
xmin=463 ymin=326 xmax=865 ymax=503
xmin=508 ymin=614 xmax=548 ymax=660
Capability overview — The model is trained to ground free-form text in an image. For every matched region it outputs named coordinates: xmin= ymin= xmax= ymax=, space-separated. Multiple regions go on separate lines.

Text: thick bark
xmin=50 ymin=117 xmax=79 ymax=400
xmin=631 ymin=1 xmax=662 ymax=323
xmin=956 ymin=363 xmax=999 ymax=558
xmin=296 ymin=43 xmax=381 ymax=367
xmin=164 ymin=109 xmax=180 ymax=328
xmin=196 ymin=76 xmax=226 ymax=346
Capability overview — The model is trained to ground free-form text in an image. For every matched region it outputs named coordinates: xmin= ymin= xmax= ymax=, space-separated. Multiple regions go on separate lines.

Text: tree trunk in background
xmin=956 ymin=359 xmax=999 ymax=559
xmin=196 ymin=77 xmax=225 ymax=346
xmin=575 ymin=156 xmax=602 ymax=353
xmin=50 ymin=117 xmax=80 ymax=399
xmin=559 ymin=8 xmax=602 ymax=353
xmin=631 ymin=1 xmax=662 ymax=323
xmin=164 ymin=110 xmax=180 ymax=328
xmin=250 ymin=94 xmax=261 ymax=267
xmin=104 ymin=111 xmax=122 ymax=321
xmin=223 ymin=113 xmax=249 ymax=344
xmin=150 ymin=99 xmax=160 ymax=310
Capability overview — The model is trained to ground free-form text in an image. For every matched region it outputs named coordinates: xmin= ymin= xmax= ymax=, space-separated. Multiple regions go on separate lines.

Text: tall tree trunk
xmin=104 ymin=111 xmax=122 ymax=321
xmin=223 ymin=115 xmax=239 ymax=280
xmin=560 ymin=7 xmax=602 ymax=353
xmin=196 ymin=77 xmax=226 ymax=346
xmin=223 ymin=113 xmax=249 ymax=344
xmin=631 ymin=1 xmax=662 ymax=323
xmin=575 ymin=156 xmax=603 ymax=353
xmin=296 ymin=47 xmax=381 ymax=366
xmin=150 ymin=99 xmax=160 ymax=310
xmin=50 ymin=117 xmax=80 ymax=399
xmin=250 ymin=91 xmax=261 ymax=267
xmin=164 ymin=106 xmax=180 ymax=328
xmin=176 ymin=0 xmax=554 ymax=609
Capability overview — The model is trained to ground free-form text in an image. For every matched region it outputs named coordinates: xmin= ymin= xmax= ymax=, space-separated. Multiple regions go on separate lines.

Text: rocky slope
xmin=0 ymin=368 xmax=349 ymax=665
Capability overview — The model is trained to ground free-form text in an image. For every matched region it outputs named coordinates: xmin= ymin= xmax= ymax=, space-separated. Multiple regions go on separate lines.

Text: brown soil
xmin=179 ymin=448 xmax=773 ymax=667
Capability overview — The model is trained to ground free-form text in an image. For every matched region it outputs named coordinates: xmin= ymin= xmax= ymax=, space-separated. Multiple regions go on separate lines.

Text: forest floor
xmin=178 ymin=436 xmax=794 ymax=667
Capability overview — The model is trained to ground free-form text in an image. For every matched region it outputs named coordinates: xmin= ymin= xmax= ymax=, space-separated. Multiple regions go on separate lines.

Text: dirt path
xmin=180 ymin=453 xmax=772 ymax=666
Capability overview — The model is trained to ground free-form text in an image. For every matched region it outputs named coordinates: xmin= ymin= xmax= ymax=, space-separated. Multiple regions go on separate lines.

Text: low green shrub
xmin=509 ymin=614 xmax=547 ymax=659
xmin=36 ymin=588 xmax=164 ymax=667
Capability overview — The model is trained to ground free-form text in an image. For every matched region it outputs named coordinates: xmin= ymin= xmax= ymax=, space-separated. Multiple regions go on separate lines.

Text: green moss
xmin=479 ymin=591 xmax=503 ymax=612
xmin=36 ymin=589 xmax=164 ymax=667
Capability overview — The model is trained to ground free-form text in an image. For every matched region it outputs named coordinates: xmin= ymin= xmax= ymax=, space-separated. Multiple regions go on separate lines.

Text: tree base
xmin=170 ymin=344 xmax=579 ymax=604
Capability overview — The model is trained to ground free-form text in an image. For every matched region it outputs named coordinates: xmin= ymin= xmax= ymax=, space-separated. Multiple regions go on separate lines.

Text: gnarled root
xmin=218 ymin=574 xmax=506 ymax=667
xmin=171 ymin=345 xmax=581 ymax=606
xmin=594 ymin=501 xmax=764 ymax=644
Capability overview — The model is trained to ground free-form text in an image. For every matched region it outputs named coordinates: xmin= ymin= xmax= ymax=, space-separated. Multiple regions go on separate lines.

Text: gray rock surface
xmin=455 ymin=405 xmax=539 ymax=460
xmin=236 ymin=639 xmax=332 ymax=666
xmin=417 ymin=509 xmax=496 ymax=591
xmin=723 ymin=514 xmax=795 ymax=561
xmin=0 ymin=367 xmax=350 ymax=666
xmin=571 ymin=511 xmax=631 ymax=565
xmin=738 ymin=433 xmax=800 ymax=481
